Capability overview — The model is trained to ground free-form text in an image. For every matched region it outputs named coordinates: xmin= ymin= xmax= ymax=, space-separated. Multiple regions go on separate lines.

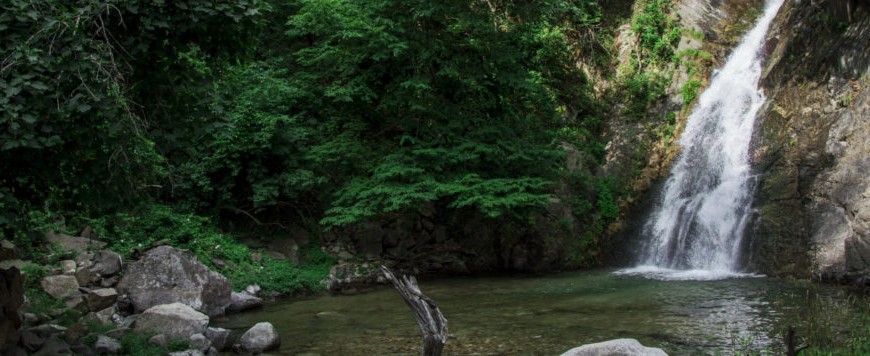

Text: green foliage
xmin=92 ymin=204 xmax=332 ymax=293
xmin=622 ymin=70 xmax=670 ymax=120
xmin=631 ymin=0 xmax=681 ymax=65
xmin=118 ymin=333 xmax=188 ymax=356
xmin=681 ymin=79 xmax=703 ymax=106
xmin=0 ymin=0 xmax=267 ymax=242
xmin=568 ymin=173 xmax=623 ymax=265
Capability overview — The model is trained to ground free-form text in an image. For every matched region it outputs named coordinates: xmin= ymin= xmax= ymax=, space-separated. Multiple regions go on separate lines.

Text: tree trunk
xmin=381 ymin=266 xmax=448 ymax=356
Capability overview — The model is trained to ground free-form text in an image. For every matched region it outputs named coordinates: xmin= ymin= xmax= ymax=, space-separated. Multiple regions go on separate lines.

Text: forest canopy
xmin=1 ymin=0 xmax=609 ymax=245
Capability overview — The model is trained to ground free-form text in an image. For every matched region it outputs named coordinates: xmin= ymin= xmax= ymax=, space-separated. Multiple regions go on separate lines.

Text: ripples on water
xmin=216 ymin=270 xmax=858 ymax=355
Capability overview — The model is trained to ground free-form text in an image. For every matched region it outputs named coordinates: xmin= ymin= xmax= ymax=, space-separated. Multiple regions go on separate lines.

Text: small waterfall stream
xmin=620 ymin=0 xmax=784 ymax=280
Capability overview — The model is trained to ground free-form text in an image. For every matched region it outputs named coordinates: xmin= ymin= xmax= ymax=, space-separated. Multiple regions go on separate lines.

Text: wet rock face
xmin=753 ymin=0 xmax=870 ymax=283
xmin=117 ymin=246 xmax=231 ymax=316
xmin=0 ymin=266 xmax=24 ymax=353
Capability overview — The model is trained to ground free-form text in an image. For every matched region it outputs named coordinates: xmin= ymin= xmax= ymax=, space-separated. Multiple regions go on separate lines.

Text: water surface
xmin=216 ymin=270 xmax=856 ymax=355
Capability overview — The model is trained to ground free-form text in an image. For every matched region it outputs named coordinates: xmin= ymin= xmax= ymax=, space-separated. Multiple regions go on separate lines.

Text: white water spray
xmin=619 ymin=0 xmax=783 ymax=280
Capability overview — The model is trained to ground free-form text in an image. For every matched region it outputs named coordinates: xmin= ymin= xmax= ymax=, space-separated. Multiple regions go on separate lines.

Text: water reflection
xmin=216 ymin=270 xmax=853 ymax=355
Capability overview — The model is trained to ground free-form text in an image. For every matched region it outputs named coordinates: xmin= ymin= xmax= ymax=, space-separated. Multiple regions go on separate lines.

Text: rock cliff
xmin=752 ymin=0 xmax=870 ymax=283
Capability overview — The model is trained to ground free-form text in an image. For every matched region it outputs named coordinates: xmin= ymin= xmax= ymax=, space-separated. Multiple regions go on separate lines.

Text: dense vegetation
xmin=1 ymin=0 xmax=622 ymax=290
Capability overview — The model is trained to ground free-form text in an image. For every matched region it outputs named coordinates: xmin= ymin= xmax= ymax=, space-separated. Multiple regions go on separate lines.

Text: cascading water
xmin=619 ymin=0 xmax=784 ymax=280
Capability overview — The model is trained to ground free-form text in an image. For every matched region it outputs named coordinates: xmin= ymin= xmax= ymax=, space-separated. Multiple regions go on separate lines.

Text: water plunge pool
xmin=216 ymin=270 xmax=860 ymax=355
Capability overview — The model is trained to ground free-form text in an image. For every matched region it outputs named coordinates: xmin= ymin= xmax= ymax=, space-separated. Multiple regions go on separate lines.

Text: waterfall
xmin=619 ymin=0 xmax=783 ymax=280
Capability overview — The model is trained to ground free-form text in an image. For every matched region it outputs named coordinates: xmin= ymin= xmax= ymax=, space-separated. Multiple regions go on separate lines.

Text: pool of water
xmin=215 ymin=270 xmax=858 ymax=355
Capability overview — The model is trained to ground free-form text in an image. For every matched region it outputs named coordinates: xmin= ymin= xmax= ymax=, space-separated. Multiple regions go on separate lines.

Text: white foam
xmin=615 ymin=265 xmax=764 ymax=281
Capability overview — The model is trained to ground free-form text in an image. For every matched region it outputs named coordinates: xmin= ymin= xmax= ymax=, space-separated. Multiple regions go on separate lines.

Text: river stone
xmin=204 ymin=327 xmax=231 ymax=351
xmin=95 ymin=335 xmax=121 ymax=354
xmin=226 ymin=291 xmax=263 ymax=314
xmin=238 ymin=322 xmax=280 ymax=352
xmin=89 ymin=250 xmax=122 ymax=277
xmin=40 ymin=275 xmax=80 ymax=299
xmin=87 ymin=288 xmax=117 ymax=311
xmin=134 ymin=303 xmax=209 ymax=340
xmin=117 ymin=246 xmax=231 ymax=316
xmin=560 ymin=339 xmax=668 ymax=356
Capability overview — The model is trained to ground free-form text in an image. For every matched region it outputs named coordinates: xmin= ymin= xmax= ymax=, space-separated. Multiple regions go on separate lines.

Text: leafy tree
xmin=0 ymin=0 xmax=266 ymax=238
xmin=285 ymin=0 xmax=594 ymax=227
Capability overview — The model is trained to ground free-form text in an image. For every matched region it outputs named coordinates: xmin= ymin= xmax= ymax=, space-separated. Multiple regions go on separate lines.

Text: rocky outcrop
xmin=238 ymin=322 xmax=280 ymax=353
xmin=752 ymin=0 xmax=870 ymax=283
xmin=134 ymin=303 xmax=209 ymax=340
xmin=0 ymin=265 xmax=24 ymax=353
xmin=117 ymin=246 xmax=231 ymax=316
xmin=560 ymin=338 xmax=668 ymax=356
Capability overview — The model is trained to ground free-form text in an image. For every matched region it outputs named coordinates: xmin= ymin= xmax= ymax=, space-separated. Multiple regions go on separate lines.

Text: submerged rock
xmin=560 ymin=338 xmax=668 ymax=356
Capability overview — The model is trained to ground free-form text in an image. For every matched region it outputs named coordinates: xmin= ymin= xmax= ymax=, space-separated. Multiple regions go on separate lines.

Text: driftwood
xmin=382 ymin=266 xmax=448 ymax=356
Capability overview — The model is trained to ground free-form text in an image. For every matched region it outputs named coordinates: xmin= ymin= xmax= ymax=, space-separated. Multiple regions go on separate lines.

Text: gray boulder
xmin=204 ymin=327 xmax=231 ymax=351
xmin=86 ymin=288 xmax=118 ymax=312
xmin=84 ymin=306 xmax=117 ymax=325
xmin=95 ymin=335 xmax=121 ymax=355
xmin=169 ymin=350 xmax=205 ymax=356
xmin=560 ymin=339 xmax=668 ymax=356
xmin=117 ymin=246 xmax=231 ymax=316
xmin=239 ymin=322 xmax=280 ymax=352
xmin=89 ymin=251 xmax=122 ymax=277
xmin=226 ymin=291 xmax=263 ymax=314
xmin=134 ymin=303 xmax=209 ymax=340
xmin=40 ymin=275 xmax=79 ymax=299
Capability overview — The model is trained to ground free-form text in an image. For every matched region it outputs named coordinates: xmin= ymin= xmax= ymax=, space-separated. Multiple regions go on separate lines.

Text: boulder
xmin=0 ymin=240 xmax=16 ymax=261
xmin=238 ymin=322 xmax=280 ymax=353
xmin=188 ymin=333 xmax=210 ymax=351
xmin=40 ymin=275 xmax=80 ymax=299
xmin=134 ymin=303 xmax=209 ymax=340
xmin=84 ymin=306 xmax=117 ymax=325
xmin=95 ymin=335 xmax=121 ymax=355
xmin=117 ymin=246 xmax=231 ymax=316
xmin=169 ymin=350 xmax=205 ymax=356
xmin=560 ymin=339 xmax=668 ymax=356
xmin=75 ymin=267 xmax=100 ymax=287
xmin=86 ymin=288 xmax=118 ymax=312
xmin=44 ymin=232 xmax=105 ymax=253
xmin=89 ymin=251 xmax=122 ymax=277
xmin=226 ymin=292 xmax=263 ymax=314
xmin=204 ymin=327 xmax=231 ymax=351
xmin=0 ymin=266 xmax=24 ymax=352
